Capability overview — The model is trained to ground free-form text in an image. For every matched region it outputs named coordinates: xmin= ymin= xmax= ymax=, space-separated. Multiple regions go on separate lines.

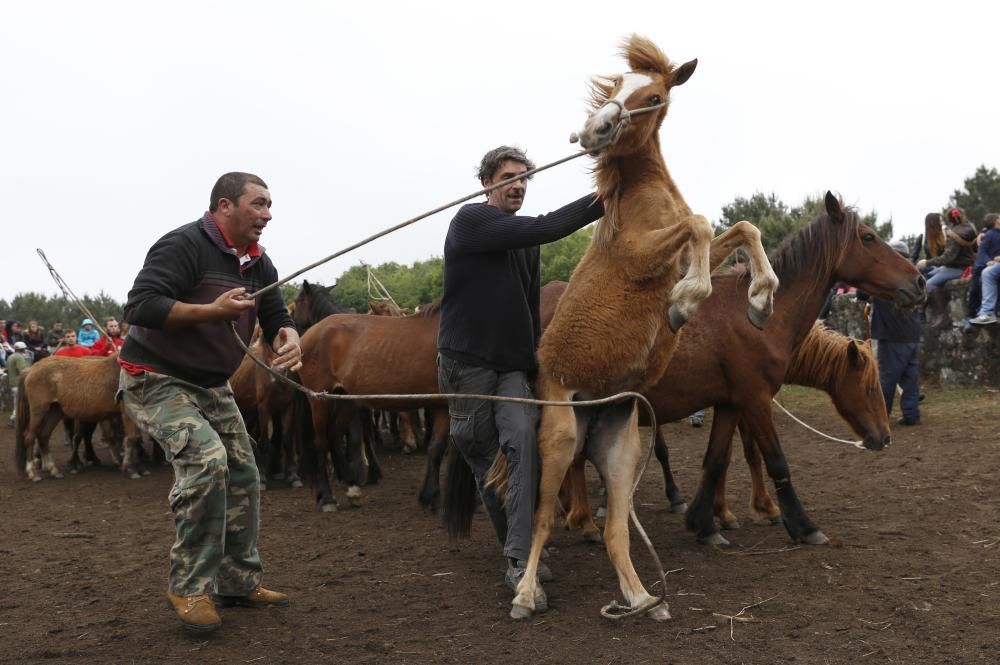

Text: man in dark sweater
xmin=870 ymin=240 xmax=922 ymax=426
xmin=118 ymin=172 xmax=302 ymax=633
xmin=438 ymin=146 xmax=603 ymax=605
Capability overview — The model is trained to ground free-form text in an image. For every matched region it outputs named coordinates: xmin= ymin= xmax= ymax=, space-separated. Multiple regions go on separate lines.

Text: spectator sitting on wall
xmin=46 ymin=321 xmax=64 ymax=352
xmin=23 ymin=320 xmax=49 ymax=361
xmin=90 ymin=317 xmax=125 ymax=356
xmin=916 ymin=207 xmax=977 ymax=328
xmin=966 ymin=213 xmax=1000 ymax=328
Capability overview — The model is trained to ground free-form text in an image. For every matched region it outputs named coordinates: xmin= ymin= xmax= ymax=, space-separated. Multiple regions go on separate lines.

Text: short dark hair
xmin=209 ymin=172 xmax=268 ymax=213
xmin=983 ymin=212 xmax=1000 ymax=229
xmin=476 ymin=146 xmax=536 ymax=184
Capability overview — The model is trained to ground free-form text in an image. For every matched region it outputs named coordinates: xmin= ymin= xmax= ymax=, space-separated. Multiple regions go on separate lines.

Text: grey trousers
xmin=437 ymin=354 xmax=539 ymax=561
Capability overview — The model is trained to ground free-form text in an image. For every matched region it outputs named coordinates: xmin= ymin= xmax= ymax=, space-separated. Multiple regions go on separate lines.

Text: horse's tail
xmin=484 ymin=452 xmax=509 ymax=504
xmin=14 ymin=372 xmax=30 ymax=475
xmin=443 ymin=444 xmax=479 ymax=542
xmin=291 ymin=385 xmax=316 ymax=479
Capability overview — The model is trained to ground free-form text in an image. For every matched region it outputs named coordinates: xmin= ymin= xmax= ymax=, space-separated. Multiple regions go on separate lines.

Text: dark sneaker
xmin=505 ymin=563 xmax=548 ymax=612
xmin=896 ymin=416 xmax=920 ymax=426
xmin=688 ymin=411 xmax=705 ymax=428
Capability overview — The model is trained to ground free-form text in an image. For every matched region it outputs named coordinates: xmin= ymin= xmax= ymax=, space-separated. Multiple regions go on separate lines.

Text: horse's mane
xmin=768 ymin=203 xmax=861 ymax=287
xmin=785 ymin=322 xmax=878 ymax=391
xmin=588 ymin=35 xmax=674 ymax=251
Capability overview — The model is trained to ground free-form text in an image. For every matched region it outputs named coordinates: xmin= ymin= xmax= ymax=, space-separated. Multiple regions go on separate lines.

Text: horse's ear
xmin=673 ymin=59 xmax=697 ymax=87
xmin=824 ymin=191 xmax=845 ymax=223
xmin=303 ymin=280 xmax=311 ymax=290
xmin=847 ymin=339 xmax=862 ymax=367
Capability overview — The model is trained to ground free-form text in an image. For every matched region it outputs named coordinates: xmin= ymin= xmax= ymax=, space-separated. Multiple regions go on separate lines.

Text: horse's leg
xmin=399 ymin=411 xmax=418 ymax=454
xmin=67 ymin=419 xmax=84 ymax=474
xmin=254 ymin=399 xmax=272 ymax=490
xmin=511 ymin=398 xmax=578 ymax=619
xmin=336 ymin=405 xmax=366 ymax=507
xmin=667 ymin=214 xmax=714 ymax=332
xmin=711 ymin=429 xmax=740 ymax=530
xmin=708 ymin=221 xmax=779 ymax=329
xmin=562 ymin=455 xmax=602 ymax=543
xmin=652 ymin=427 xmax=687 ymax=513
xmin=743 ymin=407 xmax=827 ymax=544
xmin=588 ymin=400 xmax=670 ymax=621
xmin=739 ymin=420 xmax=780 ymax=524
xmin=309 ymin=401 xmax=337 ymax=512
xmin=120 ymin=413 xmax=145 ymax=479
xmin=37 ymin=408 xmax=64 ymax=480
xmin=686 ymin=406 xmax=739 ymax=545
xmin=418 ymin=408 xmax=449 ymax=512
xmin=279 ymin=409 xmax=303 ymax=488
xmin=363 ymin=413 xmax=383 ymax=485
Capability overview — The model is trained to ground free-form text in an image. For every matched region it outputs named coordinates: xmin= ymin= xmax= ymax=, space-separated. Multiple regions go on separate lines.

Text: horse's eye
xmin=862 ymin=234 xmax=876 ymax=244
xmin=649 ymin=95 xmax=662 ymax=106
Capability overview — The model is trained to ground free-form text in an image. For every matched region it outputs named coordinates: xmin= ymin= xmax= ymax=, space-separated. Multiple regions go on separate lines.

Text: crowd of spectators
xmin=1 ymin=316 xmax=127 ymax=369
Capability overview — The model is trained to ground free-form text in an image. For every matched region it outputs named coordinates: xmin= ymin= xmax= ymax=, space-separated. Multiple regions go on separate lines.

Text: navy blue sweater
xmin=438 ymin=195 xmax=603 ymax=372
xmin=121 ymin=214 xmax=294 ymax=387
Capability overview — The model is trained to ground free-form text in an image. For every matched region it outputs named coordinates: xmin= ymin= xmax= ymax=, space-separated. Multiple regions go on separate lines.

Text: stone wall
xmin=824 ymin=280 xmax=1000 ymax=387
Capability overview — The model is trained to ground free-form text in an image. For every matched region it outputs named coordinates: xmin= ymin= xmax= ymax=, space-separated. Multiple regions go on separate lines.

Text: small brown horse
xmin=489 ymin=35 xmax=779 ymax=622
xmin=292 ymin=282 xmax=449 ymax=511
xmin=15 ymin=354 xmax=144 ymax=481
xmin=561 ymin=320 xmax=890 ymax=543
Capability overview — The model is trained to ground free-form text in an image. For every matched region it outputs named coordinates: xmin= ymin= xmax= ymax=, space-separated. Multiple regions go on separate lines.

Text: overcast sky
xmin=3 ymin=1 xmax=997 ymax=303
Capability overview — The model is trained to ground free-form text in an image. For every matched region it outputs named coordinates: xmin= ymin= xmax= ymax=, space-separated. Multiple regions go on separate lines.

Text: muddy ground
xmin=2 ymin=385 xmax=999 ymax=664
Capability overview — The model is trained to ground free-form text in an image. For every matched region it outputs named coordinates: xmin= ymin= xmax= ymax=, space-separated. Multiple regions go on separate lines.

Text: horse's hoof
xmin=720 ymin=518 xmax=740 ymax=530
xmin=647 ymin=602 xmax=672 ymax=622
xmin=595 ymin=507 xmax=607 ymax=519
xmin=70 ymin=468 xmax=80 ymax=475
xmin=320 ymin=502 xmax=337 ymax=513
xmin=800 ymin=529 xmax=830 ymax=545
xmin=669 ymin=500 xmax=689 ymax=514
xmin=31 ymin=475 xmax=43 ymax=483
xmin=747 ymin=304 xmax=769 ymax=330
xmin=510 ymin=603 xmax=533 ymax=620
xmin=128 ymin=472 xmax=142 ymax=480
xmin=141 ymin=468 xmax=151 ymax=477
xmin=582 ymin=529 xmax=603 ymax=543
xmin=667 ymin=304 xmax=687 ymax=333
xmin=698 ymin=531 xmax=730 ymax=546
xmin=50 ymin=472 xmax=64 ymax=480
xmin=346 ymin=486 xmax=363 ymax=508
xmin=290 ymin=479 xmax=304 ymax=489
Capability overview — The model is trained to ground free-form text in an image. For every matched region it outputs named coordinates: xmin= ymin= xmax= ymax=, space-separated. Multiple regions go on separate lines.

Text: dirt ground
xmin=3 ymin=385 xmax=1000 ymax=665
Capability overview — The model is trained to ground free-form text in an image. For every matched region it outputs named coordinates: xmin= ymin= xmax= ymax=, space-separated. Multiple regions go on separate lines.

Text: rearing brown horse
xmin=486 ymin=35 xmax=780 ymax=622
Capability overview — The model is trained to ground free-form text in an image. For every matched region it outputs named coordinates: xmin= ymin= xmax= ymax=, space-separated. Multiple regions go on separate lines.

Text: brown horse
xmin=487 ymin=35 xmax=779 ymax=622
xmin=15 ymin=354 xmax=145 ymax=481
xmin=560 ymin=320 xmax=890 ymax=543
xmin=292 ymin=282 xmax=448 ymax=511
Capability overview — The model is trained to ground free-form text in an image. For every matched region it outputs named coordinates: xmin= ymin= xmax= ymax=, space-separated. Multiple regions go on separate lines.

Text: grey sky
xmin=3 ymin=1 xmax=996 ymax=303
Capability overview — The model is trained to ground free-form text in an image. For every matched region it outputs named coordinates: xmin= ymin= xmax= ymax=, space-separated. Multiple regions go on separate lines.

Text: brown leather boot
xmin=165 ymin=591 xmax=221 ymax=633
xmin=215 ymin=586 xmax=290 ymax=608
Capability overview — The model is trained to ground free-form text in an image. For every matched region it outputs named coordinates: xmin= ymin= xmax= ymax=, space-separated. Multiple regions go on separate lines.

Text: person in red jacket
xmin=90 ymin=318 xmax=125 ymax=357
xmin=54 ymin=330 xmax=94 ymax=358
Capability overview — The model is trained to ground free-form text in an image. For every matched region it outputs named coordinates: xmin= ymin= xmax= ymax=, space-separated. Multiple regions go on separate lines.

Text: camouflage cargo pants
xmin=118 ymin=369 xmax=263 ymax=597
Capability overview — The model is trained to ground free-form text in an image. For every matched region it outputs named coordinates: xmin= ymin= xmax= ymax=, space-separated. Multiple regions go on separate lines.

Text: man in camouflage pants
xmin=118 ymin=172 xmax=302 ymax=633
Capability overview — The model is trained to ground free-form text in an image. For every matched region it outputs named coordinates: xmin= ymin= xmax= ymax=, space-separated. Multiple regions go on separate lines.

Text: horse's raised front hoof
xmin=667 ymin=304 xmax=688 ymax=333
xmin=697 ymin=531 xmax=730 ymax=546
xmin=669 ymin=500 xmax=689 ymax=514
xmin=800 ymin=529 xmax=830 ymax=546
xmin=647 ymin=602 xmax=672 ymax=622
xmin=319 ymin=502 xmax=338 ymax=513
xmin=747 ymin=304 xmax=769 ymax=330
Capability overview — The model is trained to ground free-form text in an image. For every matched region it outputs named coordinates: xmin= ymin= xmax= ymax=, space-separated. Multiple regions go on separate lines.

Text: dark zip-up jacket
xmin=438 ymin=195 xmax=603 ymax=372
xmin=121 ymin=214 xmax=294 ymax=388
xmin=925 ymin=221 xmax=977 ymax=269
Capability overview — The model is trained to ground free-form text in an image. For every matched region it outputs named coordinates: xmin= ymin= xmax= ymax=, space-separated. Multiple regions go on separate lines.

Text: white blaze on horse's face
xmin=579 ymin=72 xmax=652 ymax=151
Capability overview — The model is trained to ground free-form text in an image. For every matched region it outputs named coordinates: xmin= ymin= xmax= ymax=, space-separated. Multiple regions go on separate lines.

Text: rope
xmin=248 ymin=100 xmax=666 ymax=301
xmin=365 ymin=265 xmax=401 ymax=312
xmin=36 ymin=249 xmax=117 ymax=352
xmin=771 ymin=397 xmax=865 ymax=449
xmin=230 ymin=323 xmax=670 ymax=619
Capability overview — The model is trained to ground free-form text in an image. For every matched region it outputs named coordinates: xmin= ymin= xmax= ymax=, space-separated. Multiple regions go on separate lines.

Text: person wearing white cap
xmin=6 ymin=341 xmax=29 ymax=427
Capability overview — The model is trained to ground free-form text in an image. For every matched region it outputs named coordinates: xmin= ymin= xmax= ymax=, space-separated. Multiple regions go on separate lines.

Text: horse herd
xmin=12 ymin=35 xmax=928 ymax=621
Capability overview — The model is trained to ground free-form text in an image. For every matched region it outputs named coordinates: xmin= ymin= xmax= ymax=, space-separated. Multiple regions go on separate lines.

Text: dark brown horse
xmin=292 ymin=282 xmax=448 ymax=511
xmin=560 ymin=319 xmax=891 ymax=543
